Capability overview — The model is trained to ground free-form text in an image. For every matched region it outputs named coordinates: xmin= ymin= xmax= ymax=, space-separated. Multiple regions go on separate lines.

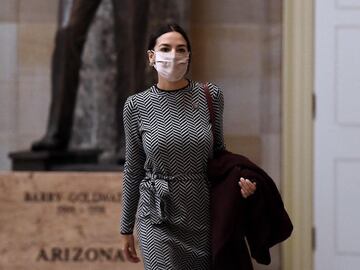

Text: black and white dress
xmin=120 ymin=80 xmax=225 ymax=270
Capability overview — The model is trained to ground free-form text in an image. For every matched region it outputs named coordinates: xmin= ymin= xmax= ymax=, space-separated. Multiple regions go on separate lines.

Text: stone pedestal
xmin=0 ymin=172 xmax=140 ymax=270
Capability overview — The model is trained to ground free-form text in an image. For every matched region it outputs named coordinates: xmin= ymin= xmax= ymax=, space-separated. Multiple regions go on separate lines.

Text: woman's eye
xmin=177 ymin=48 xmax=187 ymax=53
xmin=160 ymin=47 xmax=170 ymax=52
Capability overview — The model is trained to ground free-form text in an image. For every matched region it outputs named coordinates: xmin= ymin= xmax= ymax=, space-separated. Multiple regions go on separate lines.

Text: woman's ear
xmin=147 ymin=50 xmax=155 ymax=66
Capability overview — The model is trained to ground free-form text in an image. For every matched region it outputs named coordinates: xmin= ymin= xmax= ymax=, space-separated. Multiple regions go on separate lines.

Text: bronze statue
xmin=31 ymin=0 xmax=150 ymax=161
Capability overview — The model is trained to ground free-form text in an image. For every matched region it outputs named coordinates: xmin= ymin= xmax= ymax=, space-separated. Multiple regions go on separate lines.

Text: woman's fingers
xmin=121 ymin=234 xmax=140 ymax=263
xmin=126 ymin=244 xmax=140 ymax=263
xmin=238 ymin=177 xmax=256 ymax=198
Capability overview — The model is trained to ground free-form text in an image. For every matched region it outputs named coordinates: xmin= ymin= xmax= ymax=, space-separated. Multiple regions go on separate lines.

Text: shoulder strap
xmin=203 ymin=83 xmax=215 ymax=140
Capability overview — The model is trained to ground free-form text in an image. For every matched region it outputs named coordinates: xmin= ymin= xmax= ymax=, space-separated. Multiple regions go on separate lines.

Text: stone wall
xmin=190 ymin=1 xmax=282 ymax=269
xmin=0 ymin=0 xmax=57 ymax=170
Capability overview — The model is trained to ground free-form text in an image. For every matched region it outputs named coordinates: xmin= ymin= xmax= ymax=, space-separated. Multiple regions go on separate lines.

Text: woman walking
xmin=120 ymin=23 xmax=256 ymax=270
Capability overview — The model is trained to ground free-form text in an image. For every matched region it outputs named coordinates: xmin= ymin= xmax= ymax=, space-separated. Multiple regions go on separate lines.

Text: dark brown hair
xmin=147 ymin=23 xmax=192 ymax=53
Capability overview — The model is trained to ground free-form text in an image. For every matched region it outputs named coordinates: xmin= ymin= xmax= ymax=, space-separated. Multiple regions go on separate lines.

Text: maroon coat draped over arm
xmin=209 ymin=150 xmax=293 ymax=270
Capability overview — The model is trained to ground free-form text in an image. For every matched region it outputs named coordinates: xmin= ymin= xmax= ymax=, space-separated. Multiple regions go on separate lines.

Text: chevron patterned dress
xmin=120 ymin=80 xmax=225 ymax=270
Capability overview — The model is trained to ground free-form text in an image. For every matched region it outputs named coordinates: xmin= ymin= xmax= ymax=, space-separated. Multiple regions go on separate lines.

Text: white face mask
xmin=152 ymin=51 xmax=190 ymax=82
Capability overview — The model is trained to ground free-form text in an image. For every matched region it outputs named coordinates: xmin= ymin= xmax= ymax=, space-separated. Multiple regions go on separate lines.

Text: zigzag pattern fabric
xmin=120 ymin=80 xmax=225 ymax=270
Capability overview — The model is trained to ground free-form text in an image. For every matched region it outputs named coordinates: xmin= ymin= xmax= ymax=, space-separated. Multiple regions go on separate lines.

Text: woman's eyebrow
xmin=158 ymin=43 xmax=187 ymax=47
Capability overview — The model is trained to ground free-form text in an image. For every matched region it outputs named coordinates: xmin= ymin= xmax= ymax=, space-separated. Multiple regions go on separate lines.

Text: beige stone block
xmin=224 ymin=135 xmax=261 ymax=165
xmin=189 ymin=25 xmax=266 ymax=137
xmin=191 ymin=0 xmax=266 ymax=24
xmin=260 ymin=75 xmax=281 ymax=134
xmin=260 ymin=26 xmax=281 ymax=135
xmin=0 ymin=24 xmax=18 ymax=81
xmin=0 ymin=0 xmax=19 ymax=22
xmin=261 ymin=134 xmax=281 ymax=188
xmin=18 ymin=23 xmax=56 ymax=76
xmin=191 ymin=24 xmax=263 ymax=82
xmin=19 ymin=0 xmax=58 ymax=23
xmin=267 ymin=0 xmax=283 ymax=24
xmin=17 ymin=74 xmax=50 ymax=136
xmin=218 ymin=78 xmax=261 ymax=136
xmin=0 ymin=172 xmax=144 ymax=269
xmin=264 ymin=25 xmax=282 ymax=71
xmin=0 ymin=80 xmax=17 ymax=133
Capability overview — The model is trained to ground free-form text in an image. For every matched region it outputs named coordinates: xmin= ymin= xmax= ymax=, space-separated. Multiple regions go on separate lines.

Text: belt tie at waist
xmin=144 ymin=172 xmax=204 ymax=225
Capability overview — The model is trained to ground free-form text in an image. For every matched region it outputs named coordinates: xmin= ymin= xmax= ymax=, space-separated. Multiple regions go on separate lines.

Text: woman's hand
xmin=120 ymin=233 xmax=140 ymax=263
xmin=238 ymin=177 xmax=256 ymax=198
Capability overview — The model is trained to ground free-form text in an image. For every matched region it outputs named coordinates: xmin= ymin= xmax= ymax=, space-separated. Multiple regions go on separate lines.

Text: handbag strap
xmin=203 ymin=83 xmax=216 ymax=140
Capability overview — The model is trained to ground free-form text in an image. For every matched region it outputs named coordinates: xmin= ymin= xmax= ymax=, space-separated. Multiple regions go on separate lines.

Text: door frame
xmin=281 ymin=0 xmax=314 ymax=269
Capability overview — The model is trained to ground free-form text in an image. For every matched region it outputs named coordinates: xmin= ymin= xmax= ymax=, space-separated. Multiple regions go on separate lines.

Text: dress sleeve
xmin=209 ymin=83 xmax=226 ymax=154
xmin=120 ymin=95 xmax=146 ymax=234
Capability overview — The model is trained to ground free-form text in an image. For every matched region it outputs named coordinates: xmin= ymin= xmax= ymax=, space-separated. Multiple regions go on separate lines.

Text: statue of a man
xmin=31 ymin=0 xmax=150 ymax=162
